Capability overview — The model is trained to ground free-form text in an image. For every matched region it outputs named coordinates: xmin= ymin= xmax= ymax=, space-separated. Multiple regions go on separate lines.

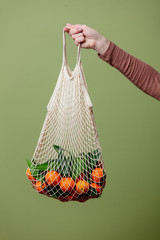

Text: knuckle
xmin=68 ymin=31 xmax=72 ymax=36
xmin=69 ymin=29 xmax=74 ymax=35
xmin=73 ymin=29 xmax=77 ymax=34
xmin=74 ymin=40 xmax=78 ymax=45
xmin=76 ymin=33 xmax=83 ymax=38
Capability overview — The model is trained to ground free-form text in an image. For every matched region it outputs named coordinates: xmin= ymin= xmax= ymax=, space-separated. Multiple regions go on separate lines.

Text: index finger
xmin=66 ymin=23 xmax=82 ymax=29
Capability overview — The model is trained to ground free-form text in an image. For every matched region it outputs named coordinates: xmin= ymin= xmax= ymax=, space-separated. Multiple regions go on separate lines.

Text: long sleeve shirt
xmin=97 ymin=41 xmax=160 ymax=101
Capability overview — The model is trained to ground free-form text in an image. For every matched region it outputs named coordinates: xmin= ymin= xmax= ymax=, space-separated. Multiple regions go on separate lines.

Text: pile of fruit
xmin=26 ymin=145 xmax=106 ymax=202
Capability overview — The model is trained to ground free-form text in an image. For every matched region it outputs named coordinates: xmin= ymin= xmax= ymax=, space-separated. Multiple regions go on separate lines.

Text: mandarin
xmin=26 ymin=168 xmax=36 ymax=181
xmin=45 ymin=171 xmax=61 ymax=186
xmin=76 ymin=180 xmax=89 ymax=194
xmin=90 ymin=183 xmax=101 ymax=194
xmin=91 ymin=168 xmax=103 ymax=183
xmin=60 ymin=177 xmax=75 ymax=192
xmin=34 ymin=181 xmax=47 ymax=193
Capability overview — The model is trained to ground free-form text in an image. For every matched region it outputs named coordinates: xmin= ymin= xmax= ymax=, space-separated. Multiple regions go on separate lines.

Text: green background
xmin=0 ymin=0 xmax=160 ymax=240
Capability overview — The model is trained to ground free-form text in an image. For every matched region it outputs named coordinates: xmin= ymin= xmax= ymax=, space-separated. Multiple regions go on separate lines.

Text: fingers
xmin=63 ymin=26 xmax=70 ymax=32
xmin=64 ymin=26 xmax=83 ymax=34
xmin=70 ymin=32 xmax=85 ymax=46
xmin=68 ymin=27 xmax=83 ymax=35
xmin=66 ymin=23 xmax=82 ymax=28
xmin=74 ymin=36 xmax=85 ymax=46
xmin=71 ymin=32 xmax=83 ymax=40
xmin=64 ymin=23 xmax=84 ymax=32
xmin=64 ymin=23 xmax=86 ymax=46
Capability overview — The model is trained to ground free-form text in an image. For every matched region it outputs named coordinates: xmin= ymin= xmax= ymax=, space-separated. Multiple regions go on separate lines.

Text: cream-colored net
xmin=26 ymin=29 xmax=106 ymax=202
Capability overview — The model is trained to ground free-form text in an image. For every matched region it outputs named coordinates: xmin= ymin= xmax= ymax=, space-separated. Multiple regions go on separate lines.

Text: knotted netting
xmin=26 ymin=29 xmax=106 ymax=202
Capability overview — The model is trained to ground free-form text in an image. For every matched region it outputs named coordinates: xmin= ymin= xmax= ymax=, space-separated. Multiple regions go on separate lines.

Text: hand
xmin=63 ymin=23 xmax=110 ymax=55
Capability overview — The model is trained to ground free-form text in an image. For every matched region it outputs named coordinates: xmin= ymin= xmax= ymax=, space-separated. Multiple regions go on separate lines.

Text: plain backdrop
xmin=0 ymin=0 xmax=160 ymax=240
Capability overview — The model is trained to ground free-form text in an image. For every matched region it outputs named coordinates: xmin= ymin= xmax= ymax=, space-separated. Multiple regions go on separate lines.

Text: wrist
xmin=95 ymin=36 xmax=110 ymax=55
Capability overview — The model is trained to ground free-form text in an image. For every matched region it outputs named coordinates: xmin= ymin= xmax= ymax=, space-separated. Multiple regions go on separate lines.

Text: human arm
xmin=64 ymin=23 xmax=160 ymax=101
xmin=97 ymin=41 xmax=160 ymax=101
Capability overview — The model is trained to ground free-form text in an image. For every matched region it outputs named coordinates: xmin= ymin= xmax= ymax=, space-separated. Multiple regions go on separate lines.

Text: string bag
xmin=26 ymin=28 xmax=107 ymax=202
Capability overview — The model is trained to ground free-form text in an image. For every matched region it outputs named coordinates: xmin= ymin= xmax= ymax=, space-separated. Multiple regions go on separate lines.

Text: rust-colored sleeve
xmin=97 ymin=41 xmax=160 ymax=101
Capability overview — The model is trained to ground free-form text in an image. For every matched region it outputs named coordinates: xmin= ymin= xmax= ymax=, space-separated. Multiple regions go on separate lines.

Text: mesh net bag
xmin=26 ymin=29 xmax=107 ymax=202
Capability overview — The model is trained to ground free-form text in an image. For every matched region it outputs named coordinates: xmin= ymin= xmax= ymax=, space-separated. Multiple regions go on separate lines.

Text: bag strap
xmin=63 ymin=29 xmax=81 ymax=66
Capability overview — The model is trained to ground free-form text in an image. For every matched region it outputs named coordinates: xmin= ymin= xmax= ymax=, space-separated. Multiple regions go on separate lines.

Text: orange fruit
xmin=60 ymin=177 xmax=75 ymax=192
xmin=26 ymin=168 xmax=36 ymax=181
xmin=45 ymin=171 xmax=61 ymax=186
xmin=34 ymin=181 xmax=47 ymax=193
xmin=66 ymin=195 xmax=73 ymax=201
xmin=76 ymin=180 xmax=89 ymax=194
xmin=90 ymin=183 xmax=101 ymax=194
xmin=91 ymin=168 xmax=104 ymax=183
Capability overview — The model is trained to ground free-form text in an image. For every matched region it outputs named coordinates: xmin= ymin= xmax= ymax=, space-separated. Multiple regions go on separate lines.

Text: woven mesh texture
xmin=26 ymin=29 xmax=106 ymax=202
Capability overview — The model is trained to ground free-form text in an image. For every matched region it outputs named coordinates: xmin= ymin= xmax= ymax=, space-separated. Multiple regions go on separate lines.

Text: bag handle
xmin=63 ymin=28 xmax=81 ymax=67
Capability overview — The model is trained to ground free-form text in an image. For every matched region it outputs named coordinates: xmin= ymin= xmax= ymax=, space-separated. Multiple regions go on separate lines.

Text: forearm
xmin=97 ymin=40 xmax=160 ymax=101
